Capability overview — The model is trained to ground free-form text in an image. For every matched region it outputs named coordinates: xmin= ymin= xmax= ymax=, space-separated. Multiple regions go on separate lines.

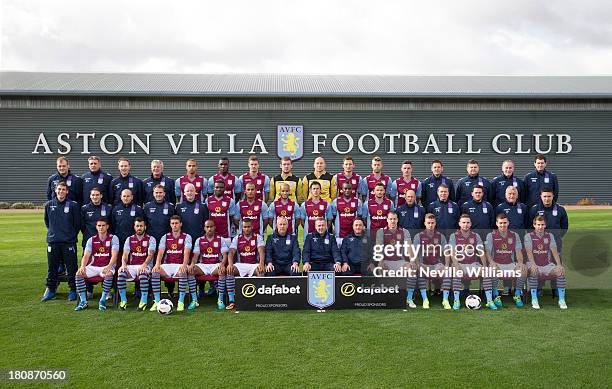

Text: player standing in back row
xmin=302 ymin=157 xmax=336 ymax=203
xmin=364 ymin=156 xmax=391 ymax=202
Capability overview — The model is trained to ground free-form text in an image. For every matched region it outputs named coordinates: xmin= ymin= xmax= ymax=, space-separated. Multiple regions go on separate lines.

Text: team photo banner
xmin=235 ymin=274 xmax=406 ymax=310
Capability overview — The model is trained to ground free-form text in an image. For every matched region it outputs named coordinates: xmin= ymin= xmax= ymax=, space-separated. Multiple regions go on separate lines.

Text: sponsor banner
xmin=235 ymin=275 xmax=406 ymax=310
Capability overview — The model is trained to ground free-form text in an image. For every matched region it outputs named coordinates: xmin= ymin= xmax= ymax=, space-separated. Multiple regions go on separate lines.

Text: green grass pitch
xmin=0 ymin=210 xmax=611 ymax=388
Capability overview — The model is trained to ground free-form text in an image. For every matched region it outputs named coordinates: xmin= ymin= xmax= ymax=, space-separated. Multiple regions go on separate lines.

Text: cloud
xmin=2 ymin=0 xmax=612 ymax=74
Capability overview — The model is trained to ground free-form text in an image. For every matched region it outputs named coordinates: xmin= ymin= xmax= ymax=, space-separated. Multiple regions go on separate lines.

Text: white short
xmin=529 ymin=262 xmax=556 ymax=277
xmin=84 ymin=265 xmax=114 ymax=278
xmin=123 ymin=264 xmax=149 ymax=281
xmin=235 ymin=263 xmax=259 ymax=277
xmin=384 ymin=260 xmax=407 ymax=271
xmin=160 ymin=264 xmax=184 ymax=278
xmin=196 ymin=263 xmax=221 ymax=276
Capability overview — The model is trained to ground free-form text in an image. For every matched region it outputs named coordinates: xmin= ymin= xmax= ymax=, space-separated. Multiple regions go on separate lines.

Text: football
xmin=157 ymin=299 xmax=174 ymax=314
xmin=465 ymin=294 xmax=482 ymax=310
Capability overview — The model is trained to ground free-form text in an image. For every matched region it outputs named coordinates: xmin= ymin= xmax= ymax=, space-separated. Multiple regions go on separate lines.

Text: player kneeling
xmin=150 ymin=215 xmax=193 ymax=312
xmin=524 ymin=216 xmax=568 ymax=310
xmin=226 ymin=219 xmax=265 ymax=309
xmin=74 ymin=217 xmax=119 ymax=311
xmin=190 ymin=220 xmax=230 ymax=310
xmin=117 ymin=218 xmax=156 ymax=311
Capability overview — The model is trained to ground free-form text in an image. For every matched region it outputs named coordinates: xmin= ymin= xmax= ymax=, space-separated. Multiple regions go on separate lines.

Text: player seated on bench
xmin=302 ymin=218 xmax=342 ymax=273
xmin=524 ymin=216 xmax=568 ymax=310
xmin=339 ymin=218 xmax=373 ymax=276
xmin=117 ymin=217 xmax=156 ymax=311
xmin=74 ymin=217 xmax=119 ymax=312
xmin=151 ymin=215 xmax=193 ymax=312
xmin=190 ymin=220 xmax=230 ymax=310
xmin=226 ymin=219 xmax=265 ymax=310
xmin=265 ymin=217 xmax=301 ymax=276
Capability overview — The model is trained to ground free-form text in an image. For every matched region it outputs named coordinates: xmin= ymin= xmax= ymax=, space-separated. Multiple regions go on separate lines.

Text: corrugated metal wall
xmin=0 ymin=108 xmax=610 ymax=204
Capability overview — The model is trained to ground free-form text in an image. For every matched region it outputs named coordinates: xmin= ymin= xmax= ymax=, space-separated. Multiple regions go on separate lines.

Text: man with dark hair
xmin=524 ymin=154 xmax=559 ymax=209
xmin=340 ymin=218 xmax=372 ymax=275
xmin=334 ymin=156 xmax=366 ymax=199
xmin=269 ymin=157 xmax=302 ymax=203
xmin=422 ymin=160 xmax=455 ymax=208
xmin=175 ymin=159 xmax=206 ymax=203
xmin=47 ymin=156 xmax=83 ymax=205
xmin=331 ymin=181 xmax=364 ymax=245
xmin=42 ymin=181 xmax=81 ymax=302
xmin=207 ymin=157 xmax=238 ymax=199
xmin=485 ymin=213 xmax=526 ymax=307
xmin=363 ymin=156 xmax=391 ymax=202
xmin=110 ymin=157 xmax=144 ymax=206
xmin=460 ymin=185 xmax=494 ymax=231
xmin=117 ymin=217 xmax=156 ymax=311
xmin=455 ymin=159 xmax=491 ymax=207
xmin=74 ymin=217 xmax=119 ymax=311
xmin=427 ymin=184 xmax=459 ymax=233
xmin=235 ymin=155 xmax=270 ymax=202
xmin=390 ymin=160 xmax=421 ymax=207
xmin=298 ymin=181 xmax=332 ymax=240
xmin=525 ymin=216 xmax=568 ymax=310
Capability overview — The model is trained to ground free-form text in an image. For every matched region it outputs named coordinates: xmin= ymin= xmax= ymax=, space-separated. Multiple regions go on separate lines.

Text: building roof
xmin=2 ymin=71 xmax=612 ymax=98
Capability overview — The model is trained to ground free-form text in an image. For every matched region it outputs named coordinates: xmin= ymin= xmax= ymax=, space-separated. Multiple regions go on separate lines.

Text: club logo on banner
xmin=307 ymin=271 xmax=335 ymax=309
xmin=277 ymin=125 xmax=304 ymax=161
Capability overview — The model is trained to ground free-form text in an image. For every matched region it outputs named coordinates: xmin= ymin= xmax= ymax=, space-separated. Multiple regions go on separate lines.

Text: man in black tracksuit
xmin=81 ymin=187 xmax=113 ymax=252
xmin=47 ymin=156 xmax=83 ymax=205
xmin=143 ymin=159 xmax=176 ymax=204
xmin=427 ymin=184 xmax=459 ymax=235
xmin=265 ymin=217 xmax=301 ymax=276
xmin=455 ymin=159 xmax=492 ymax=207
xmin=302 ymin=219 xmax=342 ymax=272
xmin=340 ymin=218 xmax=373 ymax=275
xmin=396 ymin=189 xmax=425 ymax=236
xmin=111 ymin=189 xmax=144 ymax=251
xmin=42 ymin=181 xmax=80 ymax=302
xmin=143 ymin=184 xmax=174 ymax=242
xmin=460 ymin=185 xmax=494 ymax=234
xmin=490 ymin=160 xmax=526 ymax=207
xmin=494 ymin=185 xmax=528 ymax=231
xmin=109 ymin=157 xmax=144 ymax=206
xmin=524 ymin=154 xmax=560 ymax=209
xmin=421 ymin=160 xmax=455 ymax=208
xmin=81 ymin=156 xmax=113 ymax=206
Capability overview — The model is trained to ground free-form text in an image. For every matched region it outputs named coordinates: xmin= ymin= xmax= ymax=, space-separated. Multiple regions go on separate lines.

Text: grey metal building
xmin=1 ymin=71 xmax=611 ymax=203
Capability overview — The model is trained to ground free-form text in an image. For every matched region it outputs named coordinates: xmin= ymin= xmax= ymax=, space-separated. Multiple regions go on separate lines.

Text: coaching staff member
xmin=81 ymin=156 xmax=113 ymax=205
xmin=42 ymin=181 xmax=80 ymax=302
xmin=302 ymin=218 xmax=342 ymax=272
xmin=47 ymin=156 xmax=83 ymax=205
xmin=265 ymin=217 xmax=301 ymax=276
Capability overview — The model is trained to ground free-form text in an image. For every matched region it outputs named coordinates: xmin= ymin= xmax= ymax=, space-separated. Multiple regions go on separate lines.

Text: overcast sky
xmin=2 ymin=0 xmax=611 ymax=74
